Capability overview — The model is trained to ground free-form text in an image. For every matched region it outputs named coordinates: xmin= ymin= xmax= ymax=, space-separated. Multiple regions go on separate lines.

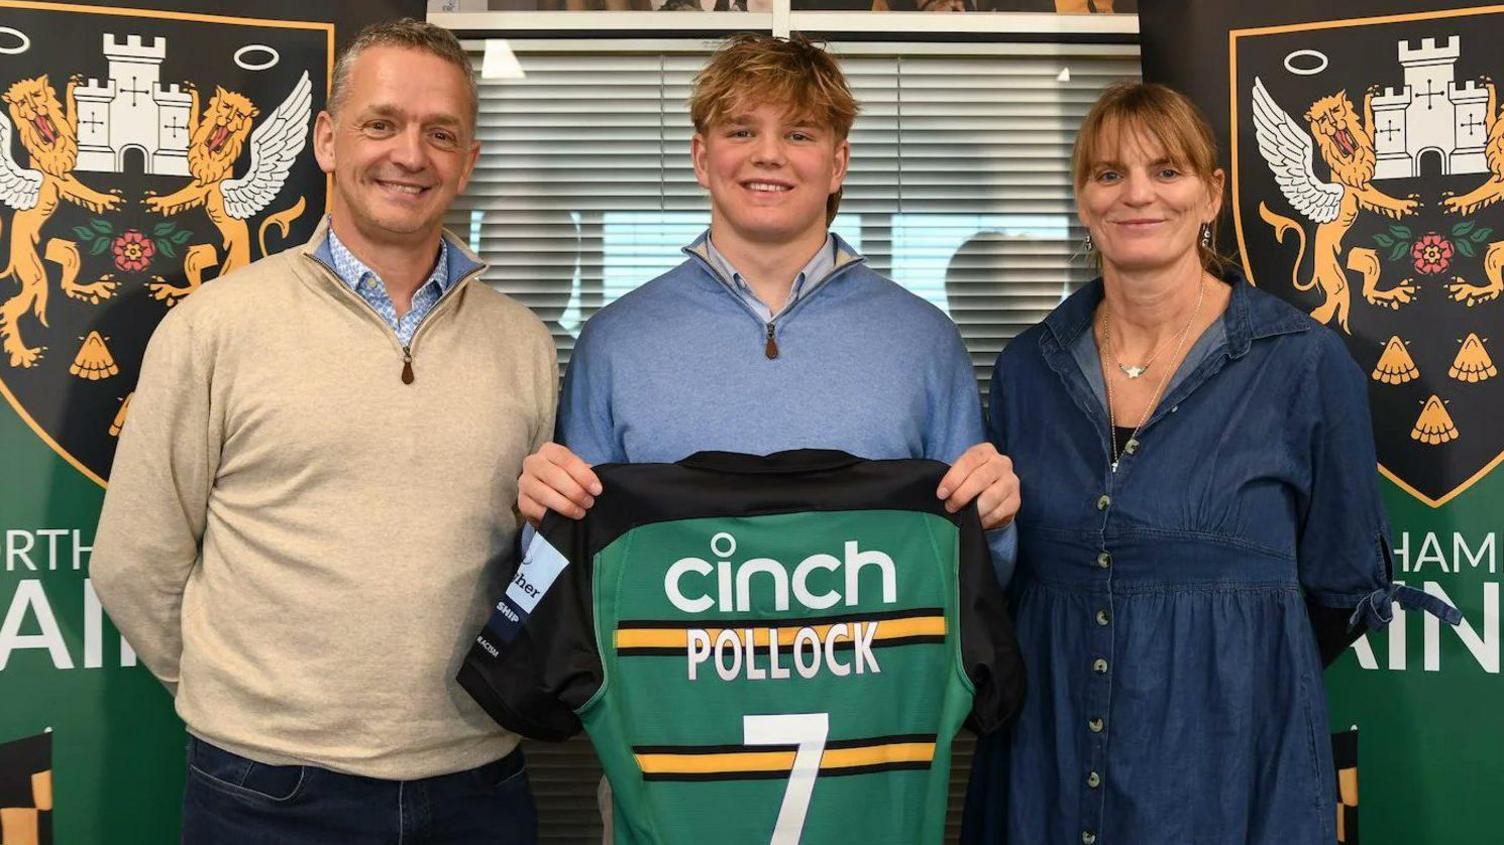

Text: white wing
xmin=221 ymin=71 xmax=313 ymax=220
xmin=0 ymin=112 xmax=42 ymax=211
xmin=1250 ymin=77 xmax=1343 ymax=224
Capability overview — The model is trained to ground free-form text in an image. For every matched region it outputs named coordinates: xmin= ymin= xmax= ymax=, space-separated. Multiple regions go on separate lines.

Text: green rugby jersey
xmin=460 ymin=449 xmax=1024 ymax=844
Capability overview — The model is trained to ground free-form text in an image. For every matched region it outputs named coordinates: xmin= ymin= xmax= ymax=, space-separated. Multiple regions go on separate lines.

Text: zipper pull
xmin=765 ymin=323 xmax=778 ymax=359
xmin=401 ymin=346 xmax=414 ymax=384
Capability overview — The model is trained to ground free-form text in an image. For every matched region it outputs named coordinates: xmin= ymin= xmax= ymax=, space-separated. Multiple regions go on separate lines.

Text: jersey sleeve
xmin=956 ymin=502 xmax=1026 ymax=735
xmin=458 ymin=512 xmax=603 ymax=741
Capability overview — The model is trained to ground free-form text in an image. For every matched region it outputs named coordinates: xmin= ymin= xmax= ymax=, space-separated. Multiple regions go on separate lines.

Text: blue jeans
xmin=181 ymin=736 xmax=538 ymax=844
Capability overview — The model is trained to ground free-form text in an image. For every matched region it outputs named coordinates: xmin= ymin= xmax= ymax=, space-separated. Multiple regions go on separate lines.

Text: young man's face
xmin=313 ymin=45 xmax=480 ymax=253
xmin=692 ymin=102 xmax=850 ymax=250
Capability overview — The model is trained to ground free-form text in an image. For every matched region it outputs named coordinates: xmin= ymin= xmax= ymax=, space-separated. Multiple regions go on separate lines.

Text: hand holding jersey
xmin=934 ymin=441 xmax=1020 ymax=528
xmin=466 ymin=451 xmax=1025 ymax=844
xmin=519 ymin=441 xmax=602 ymax=521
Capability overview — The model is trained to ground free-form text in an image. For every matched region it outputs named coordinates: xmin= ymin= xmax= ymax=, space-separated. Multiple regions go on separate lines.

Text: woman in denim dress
xmin=961 ymin=83 xmax=1458 ymax=845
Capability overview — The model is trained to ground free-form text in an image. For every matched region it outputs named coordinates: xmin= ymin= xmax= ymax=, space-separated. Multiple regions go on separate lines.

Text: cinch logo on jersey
xmin=617 ymin=532 xmax=947 ymax=681
xmin=662 ymin=532 xmax=899 ymax=614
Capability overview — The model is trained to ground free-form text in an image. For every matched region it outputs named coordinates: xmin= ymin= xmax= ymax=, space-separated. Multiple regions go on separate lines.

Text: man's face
xmin=692 ymin=102 xmax=849 ymax=249
xmin=313 ymin=46 xmax=479 ymax=252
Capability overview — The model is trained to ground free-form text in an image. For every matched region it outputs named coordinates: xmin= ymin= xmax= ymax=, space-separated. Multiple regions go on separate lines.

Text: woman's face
xmin=1077 ymin=125 xmax=1223 ymax=276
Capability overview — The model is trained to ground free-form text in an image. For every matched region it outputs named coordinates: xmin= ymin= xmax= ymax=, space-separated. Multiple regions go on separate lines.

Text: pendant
xmin=1118 ymin=364 xmax=1147 ymax=379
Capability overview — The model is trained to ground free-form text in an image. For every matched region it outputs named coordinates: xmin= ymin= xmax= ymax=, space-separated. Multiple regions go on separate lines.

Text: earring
xmin=1201 ymin=223 xmax=1212 ymax=248
xmin=1084 ymin=231 xmax=1094 ymax=253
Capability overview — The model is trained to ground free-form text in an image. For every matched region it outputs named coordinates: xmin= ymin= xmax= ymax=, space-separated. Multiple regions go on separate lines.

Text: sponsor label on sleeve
xmin=485 ymin=532 xmax=571 ymax=643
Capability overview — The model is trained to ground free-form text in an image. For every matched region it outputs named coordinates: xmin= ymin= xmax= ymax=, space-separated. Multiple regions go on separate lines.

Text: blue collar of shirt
xmin=1041 ymin=267 xmax=1309 ymax=360
xmin=312 ymin=220 xmax=483 ymax=294
xmin=324 ymin=225 xmax=453 ymax=300
xmin=682 ymin=230 xmax=866 ymax=318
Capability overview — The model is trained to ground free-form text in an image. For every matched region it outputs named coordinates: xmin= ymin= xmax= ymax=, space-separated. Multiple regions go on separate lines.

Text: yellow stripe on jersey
xmin=823 ymin=742 xmax=936 ymax=771
xmin=635 ymin=740 xmax=936 ymax=777
xmin=614 ymin=615 xmax=946 ymax=651
xmin=637 ymin=749 xmax=796 ymax=776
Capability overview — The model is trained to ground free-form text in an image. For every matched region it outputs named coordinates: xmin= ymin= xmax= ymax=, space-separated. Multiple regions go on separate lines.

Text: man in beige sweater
xmin=91 ymin=20 xmax=555 ymax=843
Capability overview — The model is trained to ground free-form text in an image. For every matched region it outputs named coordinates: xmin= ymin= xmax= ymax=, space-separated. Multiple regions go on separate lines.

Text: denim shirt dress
xmin=962 ymin=274 xmax=1458 ymax=845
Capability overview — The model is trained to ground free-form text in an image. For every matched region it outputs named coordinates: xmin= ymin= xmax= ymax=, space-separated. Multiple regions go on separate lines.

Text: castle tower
xmin=1448 ymin=78 xmax=1490 ymax=175
xmin=73 ymin=73 xmax=116 ymax=173
xmin=105 ymin=35 xmax=166 ymax=172
xmin=1371 ymin=86 xmax=1412 ymax=181
xmin=151 ymin=80 xmax=192 ymax=175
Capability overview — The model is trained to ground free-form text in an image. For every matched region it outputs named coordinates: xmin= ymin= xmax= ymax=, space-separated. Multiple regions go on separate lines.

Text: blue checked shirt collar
xmin=326 ymin=224 xmax=453 ymax=346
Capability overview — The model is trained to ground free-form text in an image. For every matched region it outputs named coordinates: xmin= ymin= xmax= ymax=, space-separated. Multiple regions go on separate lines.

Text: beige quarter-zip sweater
xmin=92 ymin=219 xmax=557 ymax=779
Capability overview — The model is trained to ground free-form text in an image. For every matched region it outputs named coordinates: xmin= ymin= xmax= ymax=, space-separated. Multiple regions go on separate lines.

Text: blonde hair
xmin=690 ymin=33 xmax=860 ymax=224
xmin=1073 ymin=82 xmax=1228 ymax=270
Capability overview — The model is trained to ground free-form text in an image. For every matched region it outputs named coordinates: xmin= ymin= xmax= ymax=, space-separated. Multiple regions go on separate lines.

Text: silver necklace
xmin=1105 ymin=280 xmax=1205 ymax=379
xmin=1101 ymin=275 xmax=1206 ymax=472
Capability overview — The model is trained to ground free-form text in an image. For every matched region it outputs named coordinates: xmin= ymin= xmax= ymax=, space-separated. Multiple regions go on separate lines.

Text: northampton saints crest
xmin=1232 ymin=6 xmax=1504 ymax=506
xmin=0 ymin=2 xmax=330 ymax=485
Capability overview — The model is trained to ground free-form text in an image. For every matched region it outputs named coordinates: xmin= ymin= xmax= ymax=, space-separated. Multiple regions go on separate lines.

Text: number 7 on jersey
xmin=743 ymin=713 xmax=830 ymax=844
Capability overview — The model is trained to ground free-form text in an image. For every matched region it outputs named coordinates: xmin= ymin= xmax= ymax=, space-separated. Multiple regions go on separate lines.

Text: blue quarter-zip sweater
xmin=558 ymin=231 xmax=1017 ymax=580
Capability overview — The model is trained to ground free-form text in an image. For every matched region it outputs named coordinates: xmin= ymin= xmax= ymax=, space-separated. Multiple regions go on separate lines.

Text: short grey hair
xmin=329 ymin=18 xmax=478 ymax=129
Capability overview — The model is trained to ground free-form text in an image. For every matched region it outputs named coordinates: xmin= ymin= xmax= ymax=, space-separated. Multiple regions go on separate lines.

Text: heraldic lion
xmin=0 ymin=74 xmax=123 ymax=368
xmin=143 ymin=71 xmax=311 ymax=304
xmin=1252 ymin=77 xmax=1419 ymax=332
xmin=1438 ymin=77 xmax=1504 ymax=308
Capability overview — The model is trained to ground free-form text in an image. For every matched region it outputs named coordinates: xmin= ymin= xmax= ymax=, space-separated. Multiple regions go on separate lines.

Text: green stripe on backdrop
xmin=1 ymin=400 xmax=185 ymax=844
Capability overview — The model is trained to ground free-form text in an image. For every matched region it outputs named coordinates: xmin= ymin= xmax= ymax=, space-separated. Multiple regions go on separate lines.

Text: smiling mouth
xmin=743 ymin=181 xmax=792 ymax=193
xmin=377 ymin=179 xmax=430 ymax=197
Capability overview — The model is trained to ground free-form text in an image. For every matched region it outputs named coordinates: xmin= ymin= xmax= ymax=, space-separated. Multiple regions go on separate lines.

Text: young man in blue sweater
xmin=518 ymin=33 xmax=1019 ymax=563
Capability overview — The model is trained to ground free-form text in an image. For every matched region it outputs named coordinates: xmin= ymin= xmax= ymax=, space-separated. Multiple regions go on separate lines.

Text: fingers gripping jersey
xmin=459 ymin=450 xmax=1024 ymax=845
